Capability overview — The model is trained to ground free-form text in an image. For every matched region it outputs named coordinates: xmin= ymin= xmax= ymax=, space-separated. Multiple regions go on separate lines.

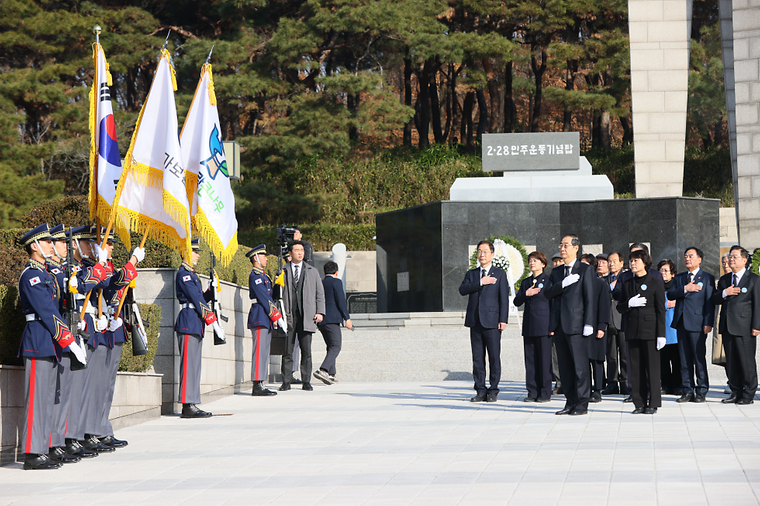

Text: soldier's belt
xmin=84 ymin=305 xmax=98 ymax=315
xmin=250 ymin=298 xmax=258 ymax=304
xmin=24 ymin=313 xmax=41 ymax=322
xmin=180 ymin=303 xmax=196 ymax=310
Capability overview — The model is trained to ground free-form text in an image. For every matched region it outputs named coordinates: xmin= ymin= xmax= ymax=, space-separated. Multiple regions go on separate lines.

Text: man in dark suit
xmin=667 ymin=246 xmax=715 ymax=403
xmin=314 ymin=261 xmax=352 ymax=385
xmin=459 ymin=240 xmax=509 ymax=403
xmin=603 ymin=251 xmax=628 ymax=395
xmin=711 ymin=245 xmax=760 ymax=405
xmin=544 ymin=234 xmax=596 ymax=416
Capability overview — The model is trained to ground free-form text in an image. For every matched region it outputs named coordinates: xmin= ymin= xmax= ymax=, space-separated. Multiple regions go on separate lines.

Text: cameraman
xmin=293 ymin=227 xmax=314 ymax=267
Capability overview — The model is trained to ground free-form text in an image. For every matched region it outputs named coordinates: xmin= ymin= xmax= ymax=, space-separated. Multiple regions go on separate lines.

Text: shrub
xmin=0 ymin=285 xmax=24 ymax=366
xmin=118 ymin=302 xmax=161 ymax=372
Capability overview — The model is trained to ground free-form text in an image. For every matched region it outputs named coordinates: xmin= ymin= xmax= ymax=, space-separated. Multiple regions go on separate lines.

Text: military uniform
xmin=175 ymin=240 xmax=217 ymax=417
xmin=246 ymin=244 xmax=283 ymax=396
xmin=18 ymin=224 xmax=76 ymax=470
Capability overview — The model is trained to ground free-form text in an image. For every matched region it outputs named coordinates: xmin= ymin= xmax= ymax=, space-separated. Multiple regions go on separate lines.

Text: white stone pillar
xmin=629 ymin=0 xmax=692 ymax=197
xmin=731 ymin=0 xmax=760 ymax=249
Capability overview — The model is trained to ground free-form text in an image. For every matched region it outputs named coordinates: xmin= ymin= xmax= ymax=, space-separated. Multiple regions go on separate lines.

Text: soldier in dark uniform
xmin=63 ymin=226 xmax=113 ymax=456
xmin=175 ymin=239 xmax=219 ymax=418
xmin=246 ymin=244 xmax=286 ymax=396
xmin=17 ymin=224 xmax=85 ymax=470
xmin=45 ymin=224 xmax=82 ymax=464
xmin=86 ymin=232 xmax=142 ymax=448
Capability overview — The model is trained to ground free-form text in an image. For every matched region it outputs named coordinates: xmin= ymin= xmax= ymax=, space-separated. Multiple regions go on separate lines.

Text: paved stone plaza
xmin=1 ymin=381 xmax=758 ymax=505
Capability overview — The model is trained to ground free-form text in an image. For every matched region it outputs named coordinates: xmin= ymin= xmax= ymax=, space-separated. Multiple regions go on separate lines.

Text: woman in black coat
xmin=513 ymin=251 xmax=553 ymax=402
xmin=616 ymin=249 xmax=666 ymax=414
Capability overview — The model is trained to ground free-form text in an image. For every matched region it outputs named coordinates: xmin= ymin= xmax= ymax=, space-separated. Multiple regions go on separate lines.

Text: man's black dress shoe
xmin=523 ymin=397 xmax=537 ymax=402
xmin=624 ymin=395 xmax=633 ymax=403
xmin=536 ymin=397 xmax=551 ymax=403
xmin=692 ymin=394 xmax=706 ymax=403
xmin=486 ymin=393 xmax=497 ymax=403
xmin=676 ymin=392 xmax=694 ymax=403
xmin=180 ymin=404 xmax=212 ymax=419
xmin=99 ymin=435 xmax=128 ymax=448
xmin=82 ymin=435 xmax=115 ymax=453
xmin=48 ymin=447 xmax=80 ymax=464
xmin=602 ymin=384 xmax=619 ymax=395
xmin=737 ymin=398 xmax=754 ymax=405
xmin=65 ymin=439 xmax=97 ymax=458
xmin=279 ymin=382 xmax=291 ymax=391
xmin=644 ymin=407 xmax=657 ymax=414
xmin=721 ymin=395 xmax=738 ymax=404
xmin=471 ymin=393 xmax=487 ymax=402
xmin=23 ymin=453 xmax=62 ymax=470
xmin=302 ymin=382 xmax=314 ymax=391
xmin=589 ymin=391 xmax=602 ymax=403
xmin=569 ymin=408 xmax=588 ymax=416
xmin=631 ymin=407 xmax=646 ymax=414
xmin=555 ymin=407 xmax=572 ymax=415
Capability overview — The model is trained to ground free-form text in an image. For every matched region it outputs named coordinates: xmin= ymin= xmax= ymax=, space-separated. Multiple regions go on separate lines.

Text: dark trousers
xmin=628 ymin=339 xmax=662 ymax=409
xmin=318 ymin=324 xmax=342 ymax=376
xmin=724 ymin=332 xmax=758 ymax=402
xmin=554 ymin=328 xmax=590 ymax=410
xmin=606 ymin=328 xmax=628 ymax=387
xmin=659 ymin=343 xmax=681 ymax=394
xmin=470 ymin=322 xmax=501 ymax=395
xmin=551 ymin=342 xmax=561 ymax=387
xmin=677 ymin=325 xmax=709 ymax=395
xmin=523 ymin=335 xmax=552 ymax=400
xmin=590 ymin=360 xmax=604 ymax=391
xmin=282 ymin=324 xmax=313 ymax=384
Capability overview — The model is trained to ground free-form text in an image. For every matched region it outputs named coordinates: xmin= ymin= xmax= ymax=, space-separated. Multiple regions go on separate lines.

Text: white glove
xmin=93 ymin=243 xmax=108 ymax=263
xmin=132 ymin=247 xmax=145 ymax=263
xmin=69 ymin=340 xmax=87 ymax=366
xmin=77 ymin=320 xmax=87 ymax=332
xmin=278 ymin=317 xmax=288 ymax=333
xmin=95 ymin=314 xmax=108 ymax=332
xmin=108 ymin=317 xmax=123 ymax=332
xmin=68 ymin=276 xmax=78 ymax=290
xmin=211 ymin=320 xmax=226 ymax=341
xmin=628 ymin=294 xmax=647 ymax=308
xmin=583 ymin=325 xmax=593 ymax=337
xmin=562 ymin=273 xmax=580 ymax=288
xmin=212 ymin=274 xmax=219 ymax=289
xmin=656 ymin=337 xmax=666 ymax=350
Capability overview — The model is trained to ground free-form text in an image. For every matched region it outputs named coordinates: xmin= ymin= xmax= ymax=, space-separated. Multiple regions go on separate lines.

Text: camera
xmin=276 ymin=225 xmax=298 ymax=256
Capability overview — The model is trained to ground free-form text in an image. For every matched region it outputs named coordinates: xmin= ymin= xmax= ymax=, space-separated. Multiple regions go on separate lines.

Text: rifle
xmin=122 ymin=287 xmax=149 ymax=356
xmin=65 ymin=228 xmax=88 ymax=370
xmin=208 ymin=252 xmax=227 ymax=345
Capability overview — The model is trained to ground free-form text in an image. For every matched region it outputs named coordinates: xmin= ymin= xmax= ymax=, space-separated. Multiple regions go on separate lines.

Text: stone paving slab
xmin=1 ymin=381 xmax=758 ymax=506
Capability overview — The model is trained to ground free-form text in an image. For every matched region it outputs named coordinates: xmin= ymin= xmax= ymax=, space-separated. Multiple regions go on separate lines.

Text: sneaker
xmin=329 ymin=375 xmax=337 ymax=384
xmin=313 ymin=369 xmax=334 ymax=385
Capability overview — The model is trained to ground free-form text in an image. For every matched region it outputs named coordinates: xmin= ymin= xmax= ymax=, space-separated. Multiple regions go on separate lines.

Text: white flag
xmin=111 ymin=48 xmax=192 ymax=258
xmin=181 ymin=63 xmax=238 ymax=266
xmin=88 ymin=42 xmax=128 ymax=239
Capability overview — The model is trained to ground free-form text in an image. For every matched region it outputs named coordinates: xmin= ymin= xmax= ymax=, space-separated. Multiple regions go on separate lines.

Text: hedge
xmin=118 ymin=302 xmax=161 ymax=373
xmin=238 ymin=223 xmax=377 ymax=253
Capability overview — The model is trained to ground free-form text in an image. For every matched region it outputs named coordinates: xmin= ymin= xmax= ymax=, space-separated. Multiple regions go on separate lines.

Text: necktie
xmin=294 ymin=264 xmax=300 ymax=283
xmin=565 ymin=265 xmax=570 ymax=278
xmin=481 ymin=269 xmax=486 ymax=279
xmin=733 ymin=274 xmax=738 ymax=287
xmin=689 ymin=272 xmax=694 ymax=284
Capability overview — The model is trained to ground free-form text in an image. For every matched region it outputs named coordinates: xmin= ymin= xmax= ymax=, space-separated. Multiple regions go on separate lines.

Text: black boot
xmin=181 ymin=403 xmax=212 ymax=418
xmin=252 ymin=381 xmax=277 ymax=396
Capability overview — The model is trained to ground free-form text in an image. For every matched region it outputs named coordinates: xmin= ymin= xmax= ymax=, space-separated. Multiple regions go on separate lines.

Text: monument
xmin=376 ymin=133 xmax=719 ymax=313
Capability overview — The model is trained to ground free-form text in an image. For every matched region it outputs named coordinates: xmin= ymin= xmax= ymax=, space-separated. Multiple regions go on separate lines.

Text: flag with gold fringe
xmin=88 ymin=42 xmax=129 ymax=239
xmin=110 ymin=48 xmax=192 ymax=259
xmin=180 ymin=62 xmax=239 ymax=266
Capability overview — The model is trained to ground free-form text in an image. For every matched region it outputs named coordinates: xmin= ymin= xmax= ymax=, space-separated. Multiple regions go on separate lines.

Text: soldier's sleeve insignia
xmin=29 ymin=276 xmax=41 ymax=286
xmin=182 ymin=275 xmax=191 ymax=282
xmin=255 ymin=278 xmax=263 ymax=285
xmin=52 ymin=268 xmax=60 ymax=274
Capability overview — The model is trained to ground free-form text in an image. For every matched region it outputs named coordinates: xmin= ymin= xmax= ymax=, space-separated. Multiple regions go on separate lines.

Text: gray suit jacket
xmin=282 ymin=261 xmax=325 ymax=333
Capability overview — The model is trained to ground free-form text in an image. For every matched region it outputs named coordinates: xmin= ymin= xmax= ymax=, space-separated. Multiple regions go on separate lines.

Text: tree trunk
xmin=600 ymin=110 xmax=611 ymax=153
xmin=619 ymin=116 xmax=633 ymax=145
xmin=563 ymin=60 xmax=577 ymax=132
xmin=416 ymin=59 xmax=431 ymax=149
xmin=484 ymin=59 xmax=502 ymax=133
xmin=347 ymin=93 xmax=359 ymax=141
xmin=429 ymin=60 xmax=444 ymax=144
xmin=461 ymin=91 xmax=475 ymax=149
xmin=503 ymin=61 xmax=516 ymax=133
xmin=403 ymin=57 xmax=413 ymax=147
xmin=530 ymin=50 xmax=547 ymax=132
xmin=476 ymin=88 xmax=488 ymax=144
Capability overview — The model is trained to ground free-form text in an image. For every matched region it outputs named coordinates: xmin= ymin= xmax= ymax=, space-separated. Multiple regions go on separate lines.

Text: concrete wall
xmin=628 ymin=0 xmax=692 ymax=197
xmin=0 ymin=365 xmax=161 ymax=465
xmin=313 ymin=251 xmax=376 ymax=293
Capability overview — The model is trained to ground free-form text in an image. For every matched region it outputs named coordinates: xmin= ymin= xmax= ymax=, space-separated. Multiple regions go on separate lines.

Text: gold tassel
xmin=206 ymin=64 xmax=217 ymax=106
xmin=162 ymin=49 xmax=177 ymax=91
xmin=105 ymin=62 xmax=113 ymax=86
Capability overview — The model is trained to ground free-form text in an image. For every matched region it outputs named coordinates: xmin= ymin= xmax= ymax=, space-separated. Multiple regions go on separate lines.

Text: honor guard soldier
xmin=44 ymin=224 xmax=82 ymax=465
xmin=63 ymin=226 xmax=113 ymax=456
xmin=247 ymin=244 xmax=286 ymax=396
xmin=17 ymin=224 xmax=86 ymax=469
xmin=175 ymin=239 xmax=220 ymax=418
xmin=84 ymin=231 xmax=143 ymax=449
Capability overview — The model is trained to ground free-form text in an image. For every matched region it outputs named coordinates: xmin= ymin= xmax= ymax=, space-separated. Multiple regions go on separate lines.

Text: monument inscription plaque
xmin=481 ymin=132 xmax=580 ymax=172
